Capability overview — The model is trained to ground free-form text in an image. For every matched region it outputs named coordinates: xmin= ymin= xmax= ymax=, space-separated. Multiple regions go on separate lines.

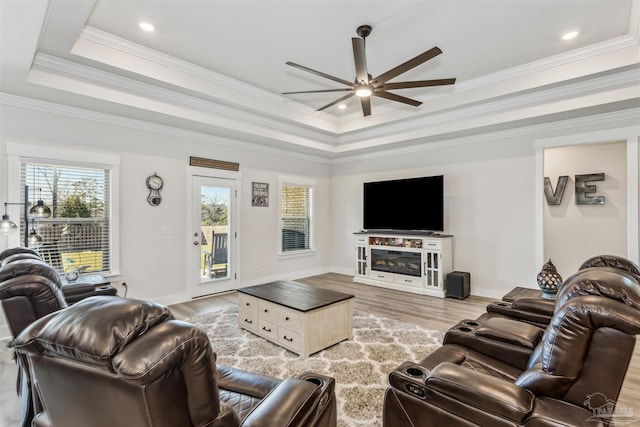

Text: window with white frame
xmin=20 ymin=160 xmax=113 ymax=275
xmin=279 ymin=177 xmax=314 ymax=253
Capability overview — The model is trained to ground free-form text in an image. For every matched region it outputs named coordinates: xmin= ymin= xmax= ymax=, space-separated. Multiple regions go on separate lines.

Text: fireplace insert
xmin=371 ymin=249 xmax=422 ymax=277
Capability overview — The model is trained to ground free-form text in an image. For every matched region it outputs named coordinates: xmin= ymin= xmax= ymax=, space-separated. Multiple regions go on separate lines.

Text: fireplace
xmin=370 ymin=249 xmax=422 ymax=277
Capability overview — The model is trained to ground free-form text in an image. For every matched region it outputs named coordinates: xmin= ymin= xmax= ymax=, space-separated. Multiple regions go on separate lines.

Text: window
xmin=280 ymin=177 xmax=314 ymax=253
xmin=20 ymin=160 xmax=113 ymax=275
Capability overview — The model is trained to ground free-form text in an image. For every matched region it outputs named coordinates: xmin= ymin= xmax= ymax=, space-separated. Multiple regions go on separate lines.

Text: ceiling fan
xmin=283 ymin=25 xmax=456 ymax=117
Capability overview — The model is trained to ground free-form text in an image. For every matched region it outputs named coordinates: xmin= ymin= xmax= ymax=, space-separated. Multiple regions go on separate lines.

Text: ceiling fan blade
xmin=317 ymin=92 xmax=355 ymax=111
xmin=373 ymin=90 xmax=422 ymax=107
xmin=378 ymin=78 xmax=456 ymax=90
xmin=283 ymin=88 xmax=353 ymax=95
xmin=372 ymin=47 xmax=443 ymax=85
xmin=286 ymin=61 xmax=354 ymax=88
xmin=360 ymin=96 xmax=371 ymax=117
xmin=352 ymin=38 xmax=369 ymax=84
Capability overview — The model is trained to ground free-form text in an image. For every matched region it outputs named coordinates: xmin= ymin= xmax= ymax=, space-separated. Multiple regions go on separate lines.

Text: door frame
xmin=186 ymin=166 xmax=241 ymax=298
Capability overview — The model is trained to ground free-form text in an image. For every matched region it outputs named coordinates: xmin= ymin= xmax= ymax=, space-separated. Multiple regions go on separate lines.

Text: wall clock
xmin=146 ymin=172 xmax=164 ymax=206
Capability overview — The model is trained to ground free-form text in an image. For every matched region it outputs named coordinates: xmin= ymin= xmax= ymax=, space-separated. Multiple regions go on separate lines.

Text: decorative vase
xmin=537 ymin=259 xmax=563 ymax=299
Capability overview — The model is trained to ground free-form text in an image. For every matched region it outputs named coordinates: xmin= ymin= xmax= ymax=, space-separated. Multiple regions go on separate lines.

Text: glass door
xmin=190 ymin=176 xmax=236 ymax=297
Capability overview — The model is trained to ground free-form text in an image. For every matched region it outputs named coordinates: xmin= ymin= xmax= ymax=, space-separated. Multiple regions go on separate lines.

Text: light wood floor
xmin=1 ymin=272 xmax=638 ymax=425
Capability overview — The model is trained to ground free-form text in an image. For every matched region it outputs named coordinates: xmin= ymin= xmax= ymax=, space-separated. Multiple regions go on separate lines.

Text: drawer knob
xmin=245 ymin=302 xmax=250 ymax=306
xmin=285 ymin=316 xmax=290 ymax=321
xmin=244 ymin=319 xmax=252 ymax=324
xmin=264 ymin=309 xmax=269 ymax=313
xmin=283 ymin=335 xmax=293 ymax=342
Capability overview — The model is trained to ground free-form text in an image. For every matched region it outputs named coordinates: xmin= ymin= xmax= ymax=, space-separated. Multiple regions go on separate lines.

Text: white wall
xmin=331 ymin=135 xmax=538 ymax=298
xmin=543 ymin=141 xmax=628 ymax=279
xmin=331 ymin=119 xmax=640 ymax=299
xmin=0 ymin=104 xmax=333 ymax=310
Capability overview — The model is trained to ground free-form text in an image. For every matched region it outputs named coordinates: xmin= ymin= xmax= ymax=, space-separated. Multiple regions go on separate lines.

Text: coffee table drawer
xmin=258 ymin=300 xmax=278 ymax=322
xmin=258 ymin=319 xmax=277 ymax=340
xmin=279 ymin=327 xmax=300 ymax=352
xmin=238 ymin=294 xmax=258 ymax=314
xmin=239 ymin=311 xmax=257 ymax=333
xmin=278 ymin=307 xmax=302 ymax=332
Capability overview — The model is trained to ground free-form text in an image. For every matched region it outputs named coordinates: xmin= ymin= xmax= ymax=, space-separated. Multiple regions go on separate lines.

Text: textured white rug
xmin=186 ymin=307 xmax=445 ymax=427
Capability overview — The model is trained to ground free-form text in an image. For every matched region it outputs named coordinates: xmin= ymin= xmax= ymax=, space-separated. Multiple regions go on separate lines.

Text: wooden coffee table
xmin=237 ymin=280 xmax=354 ymax=357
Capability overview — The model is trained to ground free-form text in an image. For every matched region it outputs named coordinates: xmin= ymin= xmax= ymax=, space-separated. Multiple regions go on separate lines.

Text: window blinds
xmin=281 ymin=184 xmax=311 ymax=252
xmin=20 ymin=161 xmax=111 ymax=275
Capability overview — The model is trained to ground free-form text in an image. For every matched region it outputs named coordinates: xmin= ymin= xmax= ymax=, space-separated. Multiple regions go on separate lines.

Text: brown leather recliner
xmin=383 ymin=268 xmax=640 ymax=427
xmin=0 ymin=247 xmax=118 ymax=304
xmin=14 ymin=296 xmax=337 ymax=427
xmin=485 ymin=255 xmax=640 ymax=328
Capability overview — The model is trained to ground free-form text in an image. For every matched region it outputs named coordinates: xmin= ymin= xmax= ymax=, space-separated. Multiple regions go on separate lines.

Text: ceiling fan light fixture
xmin=355 ymin=86 xmax=373 ymax=97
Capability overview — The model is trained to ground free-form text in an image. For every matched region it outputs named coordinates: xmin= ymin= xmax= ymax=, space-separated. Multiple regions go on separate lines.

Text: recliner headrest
xmin=578 ymin=255 xmax=640 ymax=277
xmin=14 ymin=296 xmax=173 ymax=366
xmin=555 ymin=267 xmax=640 ymax=311
xmin=0 ymin=259 xmax=60 ymax=284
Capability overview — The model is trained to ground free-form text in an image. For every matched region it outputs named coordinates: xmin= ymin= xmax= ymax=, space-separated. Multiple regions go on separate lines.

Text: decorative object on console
xmin=145 ymin=172 xmax=164 ymax=206
xmin=536 ymin=259 xmax=562 ymax=299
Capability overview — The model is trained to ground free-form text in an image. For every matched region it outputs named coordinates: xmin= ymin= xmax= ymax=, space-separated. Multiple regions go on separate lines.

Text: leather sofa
xmin=383 ymin=267 xmax=640 ymax=426
xmin=14 ymin=295 xmax=338 ymax=427
xmin=484 ymin=255 xmax=640 ymax=328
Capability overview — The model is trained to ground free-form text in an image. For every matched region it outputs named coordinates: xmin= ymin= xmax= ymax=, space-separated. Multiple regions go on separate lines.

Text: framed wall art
xmin=252 ymin=182 xmax=269 ymax=207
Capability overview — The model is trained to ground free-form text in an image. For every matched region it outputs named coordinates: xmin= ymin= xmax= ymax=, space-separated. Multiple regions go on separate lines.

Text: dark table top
xmin=237 ymin=280 xmax=354 ymax=312
xmin=502 ymin=286 xmax=543 ymax=302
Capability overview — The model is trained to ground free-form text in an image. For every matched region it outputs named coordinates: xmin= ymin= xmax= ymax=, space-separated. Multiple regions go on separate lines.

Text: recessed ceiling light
xmin=562 ymin=30 xmax=579 ymax=41
xmin=139 ymin=22 xmax=155 ymax=32
xmin=338 ymin=104 xmax=347 ymax=109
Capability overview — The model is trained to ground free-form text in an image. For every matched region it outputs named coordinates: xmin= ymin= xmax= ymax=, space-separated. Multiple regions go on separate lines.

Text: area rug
xmin=185 ymin=307 xmax=445 ymax=427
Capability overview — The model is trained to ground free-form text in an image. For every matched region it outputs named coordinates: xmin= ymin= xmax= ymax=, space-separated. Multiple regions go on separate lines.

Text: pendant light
xmin=0 ymin=205 xmax=18 ymax=235
xmin=27 ymin=226 xmax=43 ymax=248
xmin=29 ymin=166 xmax=51 ymax=218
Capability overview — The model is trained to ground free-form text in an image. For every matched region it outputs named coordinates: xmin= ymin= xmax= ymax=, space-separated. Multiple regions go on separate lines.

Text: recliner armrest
xmin=486 ymin=298 xmax=555 ymax=327
xmin=511 ymin=298 xmax=555 ymax=316
xmin=425 ymin=362 xmax=535 ymax=422
xmin=241 ymin=378 xmax=322 ymax=427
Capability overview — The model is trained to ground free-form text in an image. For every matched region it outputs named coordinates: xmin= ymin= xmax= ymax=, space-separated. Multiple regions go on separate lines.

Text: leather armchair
xmin=0 ymin=247 xmax=117 ymax=304
xmin=383 ymin=268 xmax=640 ymax=426
xmin=14 ymin=296 xmax=337 ymax=427
xmin=484 ymin=255 xmax=640 ymax=328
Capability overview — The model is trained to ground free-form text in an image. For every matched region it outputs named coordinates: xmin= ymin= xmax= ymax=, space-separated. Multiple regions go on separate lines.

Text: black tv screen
xmin=363 ymin=175 xmax=444 ymax=232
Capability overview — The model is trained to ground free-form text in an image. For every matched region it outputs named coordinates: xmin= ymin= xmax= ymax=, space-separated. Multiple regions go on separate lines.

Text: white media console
xmin=354 ymin=232 xmax=453 ymax=298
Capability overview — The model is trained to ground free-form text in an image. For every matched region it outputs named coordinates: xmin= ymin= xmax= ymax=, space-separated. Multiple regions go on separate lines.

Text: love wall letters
xmin=544 ymin=173 xmax=605 ymax=205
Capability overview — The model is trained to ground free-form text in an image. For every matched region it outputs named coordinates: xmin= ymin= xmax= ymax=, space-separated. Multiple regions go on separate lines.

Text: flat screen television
xmin=363 ymin=175 xmax=444 ymax=233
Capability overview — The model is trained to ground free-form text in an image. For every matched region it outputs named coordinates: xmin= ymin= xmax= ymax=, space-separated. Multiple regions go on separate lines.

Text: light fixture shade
xmin=0 ymin=214 xmax=18 ymax=235
xmin=355 ymin=86 xmax=373 ymax=97
xmin=29 ymin=200 xmax=51 ymax=218
xmin=27 ymin=228 xmax=43 ymax=248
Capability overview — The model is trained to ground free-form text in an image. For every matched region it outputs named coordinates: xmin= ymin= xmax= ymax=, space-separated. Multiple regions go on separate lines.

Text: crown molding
xmin=0 ymin=92 xmax=334 ymax=164
xmin=73 ymin=23 xmax=640 ymax=136
xmin=333 ymin=108 xmax=640 ymax=163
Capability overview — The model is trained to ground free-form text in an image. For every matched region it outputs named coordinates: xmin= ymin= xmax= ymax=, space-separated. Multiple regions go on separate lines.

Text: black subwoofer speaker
xmin=446 ymin=271 xmax=470 ymax=299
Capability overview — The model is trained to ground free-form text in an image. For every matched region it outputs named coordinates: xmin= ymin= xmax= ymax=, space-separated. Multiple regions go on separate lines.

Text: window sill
xmin=278 ymin=249 xmax=316 ymax=258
